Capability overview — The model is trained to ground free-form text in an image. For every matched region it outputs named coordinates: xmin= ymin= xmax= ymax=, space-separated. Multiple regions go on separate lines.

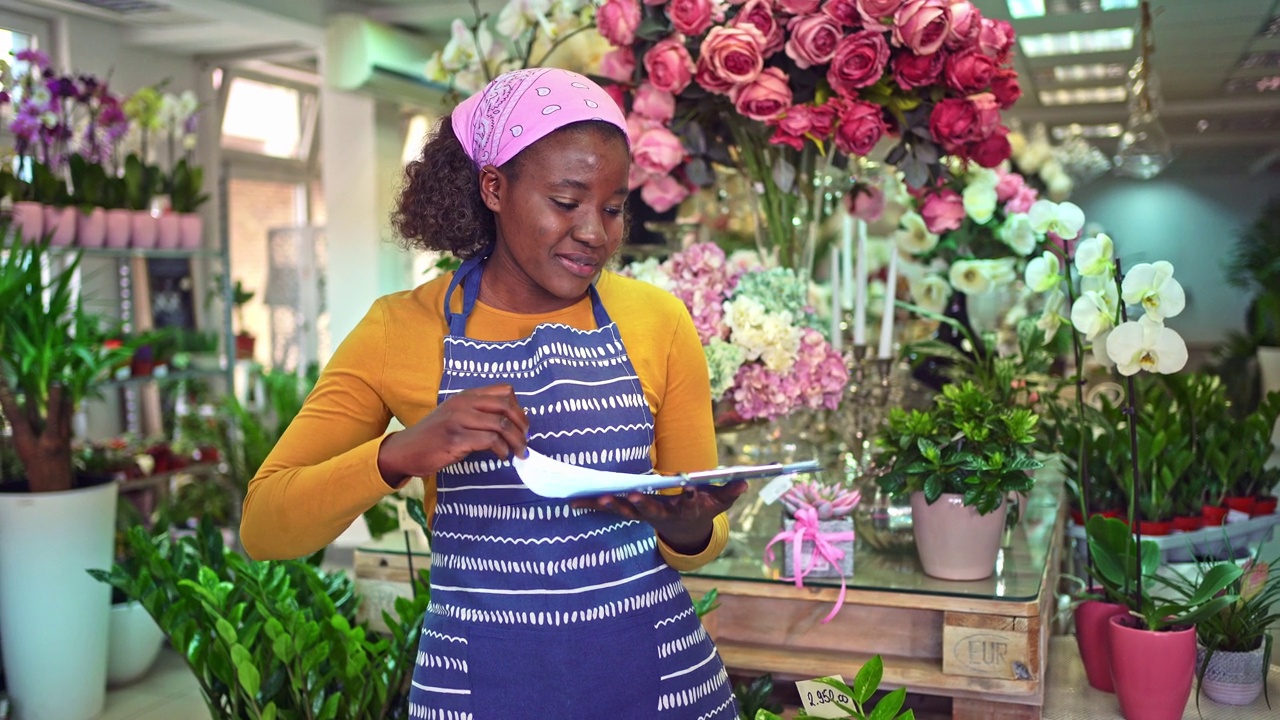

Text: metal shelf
xmin=55 ymin=246 xmax=223 ymax=260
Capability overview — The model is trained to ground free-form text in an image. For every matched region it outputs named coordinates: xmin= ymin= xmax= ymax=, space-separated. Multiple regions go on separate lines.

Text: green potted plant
xmin=168 ymin=158 xmax=208 ymax=249
xmin=1223 ymin=196 xmax=1280 ymax=401
xmin=753 ymin=655 xmax=915 ymax=720
xmin=231 ymin=278 xmax=257 ymax=360
xmin=102 ymin=170 xmax=132 ymax=249
xmin=31 ymin=160 xmax=76 ymax=247
xmin=68 ymin=153 xmax=109 ymax=248
xmin=876 ymin=380 xmax=1041 ymax=581
xmin=170 ymin=328 xmax=221 ymax=372
xmin=0 ymin=234 xmax=135 ymax=718
xmin=122 ymin=153 xmax=161 ymax=248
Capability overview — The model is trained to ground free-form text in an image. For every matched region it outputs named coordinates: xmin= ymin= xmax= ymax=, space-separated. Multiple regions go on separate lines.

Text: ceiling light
xmin=1100 ymin=0 xmax=1139 ymax=9
xmin=1009 ymin=0 xmax=1137 ymax=17
xmin=1020 ymin=28 xmax=1135 ymax=58
xmin=1038 ymin=86 xmax=1128 ymax=105
xmin=1007 ymin=0 xmax=1046 ymax=18
xmin=1114 ymin=1 xmax=1172 ymax=179
xmin=1052 ymin=123 xmax=1124 ymax=140
xmin=1052 ymin=63 xmax=1128 ymax=82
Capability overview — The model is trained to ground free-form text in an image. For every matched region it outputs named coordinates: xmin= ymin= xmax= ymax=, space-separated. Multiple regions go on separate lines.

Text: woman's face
xmin=480 ymin=127 xmax=630 ymax=314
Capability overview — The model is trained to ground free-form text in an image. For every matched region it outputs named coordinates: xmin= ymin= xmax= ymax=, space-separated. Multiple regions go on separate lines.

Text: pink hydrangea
xmin=664 ymin=242 xmax=734 ymax=343
xmin=730 ymin=328 xmax=848 ymax=419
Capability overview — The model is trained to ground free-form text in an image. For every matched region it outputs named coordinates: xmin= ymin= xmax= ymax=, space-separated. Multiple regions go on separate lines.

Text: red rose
xmin=892 ymin=51 xmax=944 ymax=89
xmin=823 ymin=0 xmax=862 ymax=27
xmin=668 ymin=0 xmax=714 ymax=37
xmin=978 ymin=17 xmax=1015 ymax=63
xmin=965 ymin=125 xmax=1011 ymax=168
xmin=696 ymin=25 xmax=767 ymax=93
xmin=810 ymin=102 xmax=838 ymax=137
xmin=778 ymin=0 xmax=822 ymax=13
xmin=990 ymin=68 xmax=1021 ymax=109
xmin=733 ymin=0 xmax=787 ymax=56
xmin=893 ymin=0 xmax=951 ymax=56
xmin=604 ymin=84 xmax=627 ymax=111
xmin=784 ymin=14 xmax=842 ymax=69
xmin=928 ymin=93 xmax=999 ymax=152
xmin=731 ymin=67 xmax=793 ymax=121
xmin=644 ymin=37 xmax=696 ymax=94
xmin=597 ymin=0 xmax=642 ymax=47
xmin=827 ymin=31 xmax=890 ymax=98
xmin=856 ymin=0 xmax=905 ymax=30
xmin=945 ymin=49 xmax=996 ymax=94
xmin=946 ymin=0 xmax=980 ymax=49
xmin=833 ymin=99 xmax=889 ymax=156
xmin=769 ymin=104 xmax=819 ymax=150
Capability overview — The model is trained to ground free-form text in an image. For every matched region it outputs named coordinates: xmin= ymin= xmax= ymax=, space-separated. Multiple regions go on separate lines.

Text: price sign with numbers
xmin=795 ymin=676 xmax=851 ymax=719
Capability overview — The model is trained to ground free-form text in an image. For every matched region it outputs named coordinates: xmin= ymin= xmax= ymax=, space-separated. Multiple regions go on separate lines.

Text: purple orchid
xmin=13 ymin=48 xmax=50 ymax=70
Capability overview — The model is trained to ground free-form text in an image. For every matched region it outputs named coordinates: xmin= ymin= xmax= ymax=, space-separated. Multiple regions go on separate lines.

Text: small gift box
xmin=781 ymin=516 xmax=855 ymax=579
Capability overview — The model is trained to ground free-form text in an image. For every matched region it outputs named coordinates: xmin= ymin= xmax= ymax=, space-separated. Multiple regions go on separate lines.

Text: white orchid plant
xmin=424 ymin=0 xmax=605 ymax=95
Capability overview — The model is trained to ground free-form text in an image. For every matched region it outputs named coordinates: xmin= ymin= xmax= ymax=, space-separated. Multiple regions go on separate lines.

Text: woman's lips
xmin=557 ymin=254 xmax=598 ymax=278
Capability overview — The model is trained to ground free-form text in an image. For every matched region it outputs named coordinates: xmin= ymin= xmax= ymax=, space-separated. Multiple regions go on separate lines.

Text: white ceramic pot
xmin=1197 ymin=645 xmax=1266 ymax=706
xmin=0 ymin=480 xmax=117 ymax=720
xmin=105 ymin=209 xmax=132 ymax=248
xmin=910 ymin=491 xmax=1008 ymax=581
xmin=11 ymin=201 xmax=44 ymax=243
xmin=179 ymin=213 xmax=203 ymax=249
xmin=130 ymin=211 xmax=158 ymax=248
xmin=107 ymin=601 xmax=165 ymax=687
xmin=156 ymin=214 xmax=181 ymax=249
xmin=78 ymin=207 xmax=107 ymax=248
xmin=43 ymin=205 xmax=77 ymax=247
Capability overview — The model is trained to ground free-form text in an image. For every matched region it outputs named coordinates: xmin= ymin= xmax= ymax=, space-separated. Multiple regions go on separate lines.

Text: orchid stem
xmin=1114 ymin=257 xmax=1145 ymax=616
xmin=1052 ymin=241 xmax=1093 ymax=578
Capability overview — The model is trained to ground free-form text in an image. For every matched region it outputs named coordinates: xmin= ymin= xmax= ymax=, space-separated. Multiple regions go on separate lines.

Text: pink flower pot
xmin=12 ymin=201 xmax=44 ymax=243
xmin=105 ymin=209 xmax=132 ymax=248
xmin=156 ymin=214 xmax=181 ymax=249
xmin=1109 ymin=615 xmax=1196 ymax=720
xmin=130 ymin=211 xmax=158 ymax=248
xmin=910 ymin=492 xmax=1008 ymax=581
xmin=1073 ymin=599 xmax=1128 ymax=692
xmin=78 ymin=207 xmax=107 ymax=248
xmin=43 ymin=205 xmax=77 ymax=246
xmin=178 ymin=213 xmax=202 ymax=249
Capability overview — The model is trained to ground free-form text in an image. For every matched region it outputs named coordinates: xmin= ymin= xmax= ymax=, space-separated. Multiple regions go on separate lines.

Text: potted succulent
xmin=877 ymin=380 xmax=1041 ymax=581
xmin=765 ymin=477 xmax=860 ymax=605
xmin=0 ymin=235 xmax=134 ymax=719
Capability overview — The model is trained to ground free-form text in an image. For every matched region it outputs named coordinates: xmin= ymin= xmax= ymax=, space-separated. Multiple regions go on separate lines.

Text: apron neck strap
xmin=443 ymin=250 xmax=612 ymax=337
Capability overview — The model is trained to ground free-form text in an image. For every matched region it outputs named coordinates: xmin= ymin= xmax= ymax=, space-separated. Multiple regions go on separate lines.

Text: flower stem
xmin=1114 ymin=257 xmax=1145 ymax=613
xmin=1049 ymin=241 xmax=1093 ymax=576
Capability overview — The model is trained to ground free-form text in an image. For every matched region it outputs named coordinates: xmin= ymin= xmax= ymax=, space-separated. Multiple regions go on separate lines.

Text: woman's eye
xmin=604 ymin=206 xmax=624 ymax=217
xmin=552 ymin=199 xmax=578 ymax=211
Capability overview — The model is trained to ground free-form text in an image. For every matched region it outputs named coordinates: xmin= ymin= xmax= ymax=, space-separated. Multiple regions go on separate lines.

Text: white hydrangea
xmin=723 ymin=295 xmax=801 ymax=373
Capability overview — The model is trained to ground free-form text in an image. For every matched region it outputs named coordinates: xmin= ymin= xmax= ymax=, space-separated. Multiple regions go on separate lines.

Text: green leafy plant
xmin=90 ymin=520 xmax=431 ymax=719
xmin=169 ymin=158 xmax=209 ymax=214
xmin=28 ymin=160 xmax=70 ymax=207
xmin=734 ymin=674 xmax=783 ymax=720
xmin=1225 ymin=195 xmax=1280 ymax=348
xmin=877 ymin=381 xmax=1041 ymax=515
xmin=68 ymin=154 xmax=109 ymax=210
xmin=122 ymin=153 xmax=161 ymax=211
xmin=754 ymin=656 xmax=914 ymax=720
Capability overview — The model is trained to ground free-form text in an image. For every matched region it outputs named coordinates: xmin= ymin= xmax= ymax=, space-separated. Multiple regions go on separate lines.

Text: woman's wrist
xmin=376 ymin=433 xmax=409 ymax=488
xmin=656 ymin=521 xmax=714 ymax=556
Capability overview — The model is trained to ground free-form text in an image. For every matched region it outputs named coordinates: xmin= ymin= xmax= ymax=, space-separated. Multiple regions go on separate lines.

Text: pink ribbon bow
xmin=764 ymin=506 xmax=855 ymax=624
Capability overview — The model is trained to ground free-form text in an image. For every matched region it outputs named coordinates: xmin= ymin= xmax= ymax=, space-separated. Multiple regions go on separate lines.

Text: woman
xmin=240 ymin=68 xmax=744 ymax=720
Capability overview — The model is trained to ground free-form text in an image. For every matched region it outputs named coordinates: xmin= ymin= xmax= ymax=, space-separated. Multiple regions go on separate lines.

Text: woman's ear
xmin=478 ymin=165 xmax=503 ymax=213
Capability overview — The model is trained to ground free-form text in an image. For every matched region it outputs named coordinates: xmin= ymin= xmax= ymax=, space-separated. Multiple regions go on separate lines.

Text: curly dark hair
xmin=392 ymin=117 xmax=628 ymax=258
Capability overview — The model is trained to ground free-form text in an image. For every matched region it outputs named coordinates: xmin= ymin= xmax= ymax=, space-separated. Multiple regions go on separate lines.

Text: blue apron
xmin=406 ymin=255 xmax=738 ymax=720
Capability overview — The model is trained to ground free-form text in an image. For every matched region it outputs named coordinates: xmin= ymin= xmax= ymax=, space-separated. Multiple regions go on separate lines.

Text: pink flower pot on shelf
xmin=909 ymin=491 xmax=1008 ymax=581
xmin=130 ymin=211 xmax=158 ymax=248
xmin=12 ymin=201 xmax=44 ymax=243
xmin=44 ymin=205 xmax=78 ymax=247
xmin=78 ymin=207 xmax=107 ymax=248
xmin=156 ymin=214 xmax=181 ymax=249
xmin=105 ymin=210 xmax=132 ymax=248
xmin=178 ymin=213 xmax=202 ymax=249
xmin=1073 ymin=598 xmax=1127 ymax=692
xmin=1109 ymin=615 xmax=1196 ymax=720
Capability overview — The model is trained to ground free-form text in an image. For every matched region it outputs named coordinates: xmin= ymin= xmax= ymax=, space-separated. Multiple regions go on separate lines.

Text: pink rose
xmin=833 ymin=99 xmax=889 ymax=156
xmin=966 ymin=125 xmax=1010 ymax=168
xmin=785 ymin=14 xmax=842 ymax=69
xmin=626 ymin=113 xmax=662 ymax=144
xmin=642 ymin=175 xmax=690 ymax=213
xmin=946 ymin=1 xmax=980 ymax=49
xmin=769 ymin=105 xmax=815 ymax=150
xmin=644 ymin=37 xmax=696 ymax=94
xmin=732 ymin=0 xmax=786 ymax=56
xmin=945 ymin=49 xmax=996 ymax=94
xmin=827 ymin=31 xmax=890 ymax=98
xmin=892 ymin=51 xmax=944 ymax=89
xmin=920 ymin=189 xmax=964 ymax=234
xmin=778 ymin=0 xmax=821 ymax=12
xmin=1004 ymin=184 xmax=1038 ymax=215
xmin=995 ymin=171 xmax=1025 ymax=203
xmin=633 ymin=83 xmax=676 ymax=122
xmin=628 ymin=162 xmax=654 ymax=191
xmin=856 ymin=0 xmax=905 ymax=30
xmin=990 ymin=67 xmax=1021 ymax=109
xmin=597 ymin=0 xmax=642 ymax=47
xmin=893 ymin=0 xmax=951 ymax=55
xmin=600 ymin=47 xmax=636 ymax=83
xmin=696 ymin=25 xmax=766 ymax=93
xmin=810 ymin=102 xmax=838 ymax=137
xmin=731 ymin=67 xmax=793 ymax=121
xmin=845 ymin=184 xmax=886 ymax=221
xmin=633 ymin=126 xmax=686 ymax=174
xmin=644 ymin=0 xmax=668 ymax=4
xmin=668 ymin=0 xmax=715 ymax=37
xmin=822 ymin=0 xmax=861 ymax=26
xmin=928 ymin=93 xmax=998 ymax=152
xmin=978 ymin=17 xmax=1015 ymax=63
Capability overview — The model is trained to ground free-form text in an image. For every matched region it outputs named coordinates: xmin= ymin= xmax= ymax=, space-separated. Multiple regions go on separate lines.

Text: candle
xmin=853 ymin=219 xmax=868 ymax=347
xmin=829 ymin=245 xmax=842 ymax=351
xmin=878 ymin=246 xmax=899 ymax=359
xmin=840 ymin=214 xmax=854 ymax=311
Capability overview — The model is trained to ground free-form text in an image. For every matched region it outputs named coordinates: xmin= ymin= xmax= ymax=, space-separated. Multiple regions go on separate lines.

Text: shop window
xmin=221 ymin=76 xmax=314 ymax=159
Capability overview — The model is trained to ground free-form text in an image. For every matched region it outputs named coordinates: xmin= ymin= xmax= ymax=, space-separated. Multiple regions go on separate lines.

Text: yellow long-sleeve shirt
xmin=240 ymin=270 xmax=728 ymax=571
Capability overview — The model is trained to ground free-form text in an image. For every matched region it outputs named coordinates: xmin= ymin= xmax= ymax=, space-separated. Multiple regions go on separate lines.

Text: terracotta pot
xmin=1171 ymin=516 xmax=1202 ymax=533
xmin=156 ymin=213 xmax=181 ymax=249
xmin=1134 ymin=520 xmax=1172 ymax=536
xmin=1252 ymin=496 xmax=1277 ymax=516
xmin=1197 ymin=645 xmax=1266 ymax=706
xmin=1201 ymin=505 xmax=1228 ymax=527
xmin=105 ymin=209 xmax=132 ymax=248
xmin=1224 ymin=496 xmax=1257 ymax=517
xmin=78 ymin=207 xmax=107 ymax=248
xmin=1109 ymin=615 xmax=1195 ymax=720
xmin=179 ymin=213 xmax=202 ymax=249
xmin=12 ymin=201 xmax=44 ymax=242
xmin=130 ymin=211 xmax=158 ymax=248
xmin=44 ymin=205 xmax=78 ymax=246
xmin=910 ymin=491 xmax=1007 ymax=581
xmin=1073 ymin=598 xmax=1127 ymax=692
xmin=235 ymin=333 xmax=256 ymax=360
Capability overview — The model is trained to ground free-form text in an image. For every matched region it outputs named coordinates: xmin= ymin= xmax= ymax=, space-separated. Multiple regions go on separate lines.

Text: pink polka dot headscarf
xmin=451 ymin=68 xmax=629 ymax=169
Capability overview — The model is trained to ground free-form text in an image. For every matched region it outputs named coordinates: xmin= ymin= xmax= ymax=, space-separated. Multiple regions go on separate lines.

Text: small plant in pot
xmin=877 ymin=380 xmax=1041 ymax=582
xmin=229 ymin=278 xmax=256 ymax=360
xmin=767 ymin=477 xmax=859 ymax=593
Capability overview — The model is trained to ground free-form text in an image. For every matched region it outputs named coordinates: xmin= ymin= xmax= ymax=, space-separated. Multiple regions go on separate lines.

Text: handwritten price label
xmin=796 ymin=676 xmax=851 ymax=719
xmin=759 ymin=474 xmax=795 ymax=505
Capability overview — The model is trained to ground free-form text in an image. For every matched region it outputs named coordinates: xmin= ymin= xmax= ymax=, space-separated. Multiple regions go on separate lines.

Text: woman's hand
xmin=377 ymin=384 xmax=529 ymax=486
xmin=570 ymin=481 xmax=748 ymax=555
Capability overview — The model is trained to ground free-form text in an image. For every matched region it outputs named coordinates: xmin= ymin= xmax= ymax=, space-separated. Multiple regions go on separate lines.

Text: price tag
xmin=1225 ymin=509 xmax=1250 ymax=524
xmin=759 ymin=473 xmax=795 ymax=505
xmin=796 ymin=676 xmax=851 ymax=718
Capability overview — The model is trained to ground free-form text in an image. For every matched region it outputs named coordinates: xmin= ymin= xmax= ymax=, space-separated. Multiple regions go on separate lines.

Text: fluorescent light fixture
xmin=1009 ymin=0 xmax=1136 ymax=18
xmin=1100 ymin=0 xmax=1139 ymax=10
xmin=1020 ymin=28 xmax=1135 ymax=58
xmin=1008 ymin=0 xmax=1045 ymax=18
xmin=1052 ymin=123 xmax=1125 ymax=140
xmin=1038 ymin=86 xmax=1128 ymax=105
xmin=1053 ymin=62 xmax=1128 ymax=82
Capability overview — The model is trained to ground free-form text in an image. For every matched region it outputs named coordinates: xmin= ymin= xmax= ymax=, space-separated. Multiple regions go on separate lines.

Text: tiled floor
xmin=99 ymin=650 xmax=209 ymax=720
